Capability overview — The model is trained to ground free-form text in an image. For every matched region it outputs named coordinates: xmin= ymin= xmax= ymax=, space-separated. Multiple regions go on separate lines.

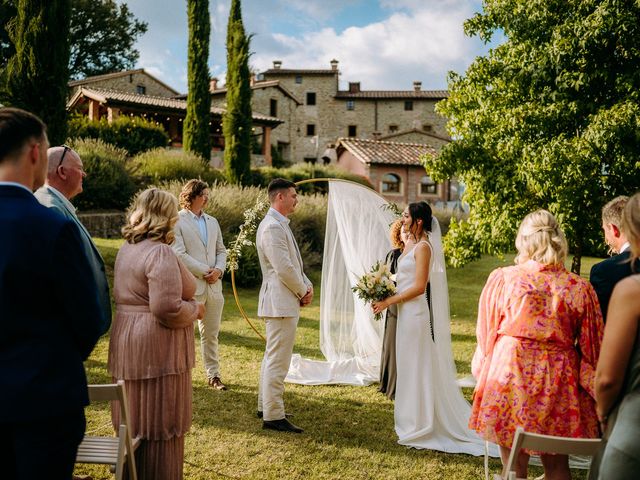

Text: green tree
xmin=3 ymin=0 xmax=71 ymax=144
xmin=426 ymin=0 xmax=640 ymax=273
xmin=223 ymin=0 xmax=253 ymax=184
xmin=1 ymin=0 xmax=147 ymax=78
xmin=184 ymin=0 xmax=211 ymax=162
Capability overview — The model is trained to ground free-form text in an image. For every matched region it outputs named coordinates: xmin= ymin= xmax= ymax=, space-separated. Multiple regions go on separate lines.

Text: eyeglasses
xmin=56 ymin=144 xmax=71 ymax=169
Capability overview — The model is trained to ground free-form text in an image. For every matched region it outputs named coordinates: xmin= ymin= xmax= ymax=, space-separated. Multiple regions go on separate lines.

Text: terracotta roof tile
xmin=335 ymin=90 xmax=448 ymax=99
xmin=68 ymin=87 xmax=283 ymax=125
xmin=336 ymin=138 xmax=437 ymax=166
xmin=262 ymin=69 xmax=337 ymax=75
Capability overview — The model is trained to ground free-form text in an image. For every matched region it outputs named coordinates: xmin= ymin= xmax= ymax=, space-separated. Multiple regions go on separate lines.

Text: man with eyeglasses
xmin=0 ymin=108 xmax=103 ymax=478
xmin=35 ymin=145 xmax=111 ymax=334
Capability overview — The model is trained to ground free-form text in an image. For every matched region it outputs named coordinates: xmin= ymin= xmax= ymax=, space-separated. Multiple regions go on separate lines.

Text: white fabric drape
xmin=286 ymin=180 xmax=396 ymax=385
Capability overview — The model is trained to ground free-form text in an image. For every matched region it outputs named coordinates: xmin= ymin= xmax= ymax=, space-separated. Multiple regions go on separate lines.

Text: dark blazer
xmin=590 ymin=250 xmax=637 ymax=322
xmin=0 ymin=185 xmax=103 ymax=422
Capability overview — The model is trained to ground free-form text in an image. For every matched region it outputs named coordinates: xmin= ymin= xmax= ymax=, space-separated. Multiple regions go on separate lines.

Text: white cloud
xmin=116 ymin=0 xmax=493 ymax=92
xmin=251 ymin=1 xmax=486 ymax=90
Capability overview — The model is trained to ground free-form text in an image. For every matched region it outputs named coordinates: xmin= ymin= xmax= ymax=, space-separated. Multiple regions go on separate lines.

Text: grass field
xmin=75 ymin=239 xmax=599 ymax=479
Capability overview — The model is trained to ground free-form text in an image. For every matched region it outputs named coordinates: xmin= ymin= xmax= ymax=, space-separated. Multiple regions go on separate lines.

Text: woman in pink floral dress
xmin=469 ymin=210 xmax=604 ymax=480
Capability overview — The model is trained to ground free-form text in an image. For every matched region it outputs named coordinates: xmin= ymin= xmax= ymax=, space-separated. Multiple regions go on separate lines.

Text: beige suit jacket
xmin=257 ymin=209 xmax=311 ymax=318
xmin=173 ymin=209 xmax=227 ymax=296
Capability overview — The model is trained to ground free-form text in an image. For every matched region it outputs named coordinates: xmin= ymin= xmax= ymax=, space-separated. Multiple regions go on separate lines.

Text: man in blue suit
xmin=0 ymin=108 xmax=103 ymax=479
xmin=590 ymin=196 xmax=638 ymax=322
xmin=35 ymin=145 xmax=111 ymax=334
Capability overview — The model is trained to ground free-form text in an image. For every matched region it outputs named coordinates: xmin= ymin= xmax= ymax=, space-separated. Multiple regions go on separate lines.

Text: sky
xmin=117 ymin=0 xmax=500 ymax=94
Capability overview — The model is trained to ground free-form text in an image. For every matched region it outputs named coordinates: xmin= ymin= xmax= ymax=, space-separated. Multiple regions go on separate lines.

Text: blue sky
xmin=117 ymin=0 xmax=500 ymax=94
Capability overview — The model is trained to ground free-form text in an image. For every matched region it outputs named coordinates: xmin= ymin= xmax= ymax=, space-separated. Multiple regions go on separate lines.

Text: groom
xmin=256 ymin=178 xmax=313 ymax=433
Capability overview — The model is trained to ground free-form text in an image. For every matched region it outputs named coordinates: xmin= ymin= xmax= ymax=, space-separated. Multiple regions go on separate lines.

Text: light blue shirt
xmin=268 ymin=207 xmax=290 ymax=225
xmin=187 ymin=209 xmax=208 ymax=245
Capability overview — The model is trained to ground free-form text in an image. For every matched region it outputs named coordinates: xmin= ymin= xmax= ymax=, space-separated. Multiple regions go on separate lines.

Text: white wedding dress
xmin=394 ymin=230 xmax=491 ymax=456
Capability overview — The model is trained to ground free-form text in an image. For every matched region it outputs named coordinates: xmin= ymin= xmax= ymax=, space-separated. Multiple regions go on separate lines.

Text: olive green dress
xmin=591 ymin=276 xmax=640 ymax=479
xmin=379 ymin=248 xmax=401 ymax=400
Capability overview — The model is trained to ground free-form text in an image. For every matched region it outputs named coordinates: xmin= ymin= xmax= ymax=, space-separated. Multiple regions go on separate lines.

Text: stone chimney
xmin=413 ymin=81 xmax=422 ymax=92
xmin=348 ymin=82 xmax=361 ymax=93
xmin=330 ymin=59 xmax=339 ymax=71
xmin=209 ymin=77 xmax=218 ymax=91
xmin=273 ymin=60 xmax=282 ymax=70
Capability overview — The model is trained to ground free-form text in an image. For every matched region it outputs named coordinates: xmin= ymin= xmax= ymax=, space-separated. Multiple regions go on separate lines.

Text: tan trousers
xmin=257 ymin=315 xmax=299 ymax=421
xmin=196 ymin=281 xmax=224 ymax=379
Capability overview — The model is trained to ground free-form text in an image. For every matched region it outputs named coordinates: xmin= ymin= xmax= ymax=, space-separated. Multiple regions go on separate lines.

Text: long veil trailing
xmin=285 ymin=180 xmax=397 ymax=385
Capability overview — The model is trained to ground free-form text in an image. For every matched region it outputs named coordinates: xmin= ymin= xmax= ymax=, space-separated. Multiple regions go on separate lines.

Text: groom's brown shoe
xmin=262 ymin=418 xmax=303 ymax=433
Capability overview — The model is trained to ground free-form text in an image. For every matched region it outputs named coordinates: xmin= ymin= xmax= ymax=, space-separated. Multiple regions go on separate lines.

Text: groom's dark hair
xmin=267 ymin=178 xmax=296 ymax=201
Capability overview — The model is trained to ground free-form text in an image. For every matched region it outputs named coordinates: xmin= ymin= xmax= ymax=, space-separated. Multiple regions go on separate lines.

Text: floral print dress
xmin=469 ymin=260 xmax=604 ymax=452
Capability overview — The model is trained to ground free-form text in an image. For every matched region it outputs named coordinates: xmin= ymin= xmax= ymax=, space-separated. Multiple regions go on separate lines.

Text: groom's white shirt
xmin=257 ymin=207 xmax=310 ymax=318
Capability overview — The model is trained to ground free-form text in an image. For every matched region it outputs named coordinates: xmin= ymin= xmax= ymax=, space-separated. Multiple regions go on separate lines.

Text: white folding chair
xmin=500 ymin=426 xmax=602 ymax=480
xmin=76 ymin=380 xmax=140 ymax=480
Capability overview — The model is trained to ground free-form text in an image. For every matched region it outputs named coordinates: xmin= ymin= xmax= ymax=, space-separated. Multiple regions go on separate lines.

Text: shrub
xmin=131 ymin=148 xmax=226 ymax=187
xmin=68 ymin=116 xmax=170 ymax=155
xmin=69 ymin=138 xmax=137 ymax=211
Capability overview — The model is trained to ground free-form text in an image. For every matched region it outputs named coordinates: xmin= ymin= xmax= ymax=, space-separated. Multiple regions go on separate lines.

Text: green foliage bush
xmin=246 ymin=163 xmax=373 ymax=194
xmin=68 ymin=116 xmax=169 ymax=155
xmin=69 ymin=138 xmax=137 ymax=211
xmin=131 ymin=148 xmax=226 ymax=187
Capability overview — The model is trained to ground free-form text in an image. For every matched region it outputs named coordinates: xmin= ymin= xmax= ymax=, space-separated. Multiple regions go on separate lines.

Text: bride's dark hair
xmin=408 ymin=201 xmax=433 ymax=237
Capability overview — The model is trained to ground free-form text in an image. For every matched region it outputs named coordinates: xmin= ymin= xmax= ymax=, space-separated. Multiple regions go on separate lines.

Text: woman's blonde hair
xmin=122 ymin=188 xmax=179 ymax=244
xmin=389 ymin=219 xmax=404 ymax=249
xmin=621 ymin=192 xmax=640 ymax=267
xmin=514 ymin=209 xmax=568 ymax=265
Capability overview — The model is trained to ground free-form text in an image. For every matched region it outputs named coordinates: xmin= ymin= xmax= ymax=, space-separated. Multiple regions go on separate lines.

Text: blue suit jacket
xmin=590 ymin=250 xmax=637 ymax=322
xmin=0 ymin=185 xmax=103 ymax=422
xmin=35 ymin=185 xmax=111 ymax=334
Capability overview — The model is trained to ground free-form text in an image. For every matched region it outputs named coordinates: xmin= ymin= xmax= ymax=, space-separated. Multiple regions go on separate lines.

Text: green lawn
xmin=76 ymin=240 xmax=600 ymax=479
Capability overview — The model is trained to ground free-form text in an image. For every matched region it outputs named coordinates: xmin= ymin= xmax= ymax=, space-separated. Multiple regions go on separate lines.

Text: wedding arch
xmin=229 ymin=178 xmax=397 ymax=385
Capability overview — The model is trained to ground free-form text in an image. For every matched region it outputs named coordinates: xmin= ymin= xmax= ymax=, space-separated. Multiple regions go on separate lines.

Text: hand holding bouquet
xmin=352 ymin=260 xmax=397 ymax=321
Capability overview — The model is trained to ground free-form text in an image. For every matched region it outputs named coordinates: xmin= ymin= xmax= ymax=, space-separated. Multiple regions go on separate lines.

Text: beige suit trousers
xmin=257 ymin=315 xmax=299 ymax=421
xmin=196 ymin=281 xmax=224 ymax=379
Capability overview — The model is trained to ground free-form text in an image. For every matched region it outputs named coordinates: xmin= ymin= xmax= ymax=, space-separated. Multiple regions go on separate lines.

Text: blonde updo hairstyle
xmin=122 ymin=188 xmax=179 ymax=245
xmin=389 ymin=219 xmax=405 ymax=250
xmin=621 ymin=192 xmax=640 ymax=268
xmin=514 ymin=209 xmax=568 ymax=266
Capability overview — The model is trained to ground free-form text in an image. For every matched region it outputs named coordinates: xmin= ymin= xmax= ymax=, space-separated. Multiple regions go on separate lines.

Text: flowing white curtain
xmin=286 ymin=180 xmax=397 ymax=385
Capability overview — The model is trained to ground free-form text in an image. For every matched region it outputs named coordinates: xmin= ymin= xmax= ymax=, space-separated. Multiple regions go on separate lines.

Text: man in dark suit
xmin=0 ymin=108 xmax=104 ymax=479
xmin=590 ymin=196 xmax=636 ymax=322
xmin=35 ymin=145 xmax=111 ymax=334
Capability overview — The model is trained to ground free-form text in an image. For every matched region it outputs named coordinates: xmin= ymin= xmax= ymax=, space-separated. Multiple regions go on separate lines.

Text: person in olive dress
xmin=378 ymin=219 xmax=407 ymax=400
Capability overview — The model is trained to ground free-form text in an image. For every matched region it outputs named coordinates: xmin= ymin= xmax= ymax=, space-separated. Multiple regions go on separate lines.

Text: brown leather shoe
xmin=208 ymin=376 xmax=227 ymax=390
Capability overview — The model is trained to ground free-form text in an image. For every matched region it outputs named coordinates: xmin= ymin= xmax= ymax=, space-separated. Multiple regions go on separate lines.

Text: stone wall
xmin=78 ymin=212 xmax=126 ymax=239
xmin=72 ymin=72 xmax=177 ymax=98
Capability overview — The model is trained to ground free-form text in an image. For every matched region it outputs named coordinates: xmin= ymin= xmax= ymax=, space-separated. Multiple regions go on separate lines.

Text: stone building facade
xmin=68 ymin=69 xmax=178 ymax=98
xmin=253 ymin=60 xmax=450 ymax=165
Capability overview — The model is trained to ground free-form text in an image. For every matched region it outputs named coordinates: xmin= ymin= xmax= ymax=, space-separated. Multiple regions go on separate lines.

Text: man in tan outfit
xmin=173 ymin=180 xmax=228 ymax=390
xmin=256 ymin=178 xmax=313 ymax=433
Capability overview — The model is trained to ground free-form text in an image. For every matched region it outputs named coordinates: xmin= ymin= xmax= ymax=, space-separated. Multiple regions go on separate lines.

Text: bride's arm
xmin=372 ymin=242 xmax=431 ymax=315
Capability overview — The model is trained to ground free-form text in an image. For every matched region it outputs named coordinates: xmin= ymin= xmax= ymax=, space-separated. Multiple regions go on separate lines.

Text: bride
xmin=373 ymin=201 xmax=488 ymax=455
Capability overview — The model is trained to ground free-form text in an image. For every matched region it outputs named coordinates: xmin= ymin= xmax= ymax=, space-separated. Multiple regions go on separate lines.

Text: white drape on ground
xmin=286 ymin=180 xmax=396 ymax=385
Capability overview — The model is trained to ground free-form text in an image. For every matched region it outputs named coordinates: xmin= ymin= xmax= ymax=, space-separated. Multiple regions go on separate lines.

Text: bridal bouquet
xmin=352 ymin=261 xmax=397 ymax=321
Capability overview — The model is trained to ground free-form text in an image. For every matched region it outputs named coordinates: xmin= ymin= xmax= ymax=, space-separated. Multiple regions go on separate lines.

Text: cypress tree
xmin=184 ymin=0 xmax=211 ymax=162
xmin=4 ymin=0 xmax=71 ymax=145
xmin=223 ymin=0 xmax=252 ymax=184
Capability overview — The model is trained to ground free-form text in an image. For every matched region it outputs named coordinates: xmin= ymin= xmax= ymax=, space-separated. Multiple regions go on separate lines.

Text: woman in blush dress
xmin=591 ymin=192 xmax=640 ymax=480
xmin=108 ymin=188 xmax=204 ymax=480
xmin=373 ymin=201 xmax=488 ymax=455
xmin=470 ymin=210 xmax=603 ymax=480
